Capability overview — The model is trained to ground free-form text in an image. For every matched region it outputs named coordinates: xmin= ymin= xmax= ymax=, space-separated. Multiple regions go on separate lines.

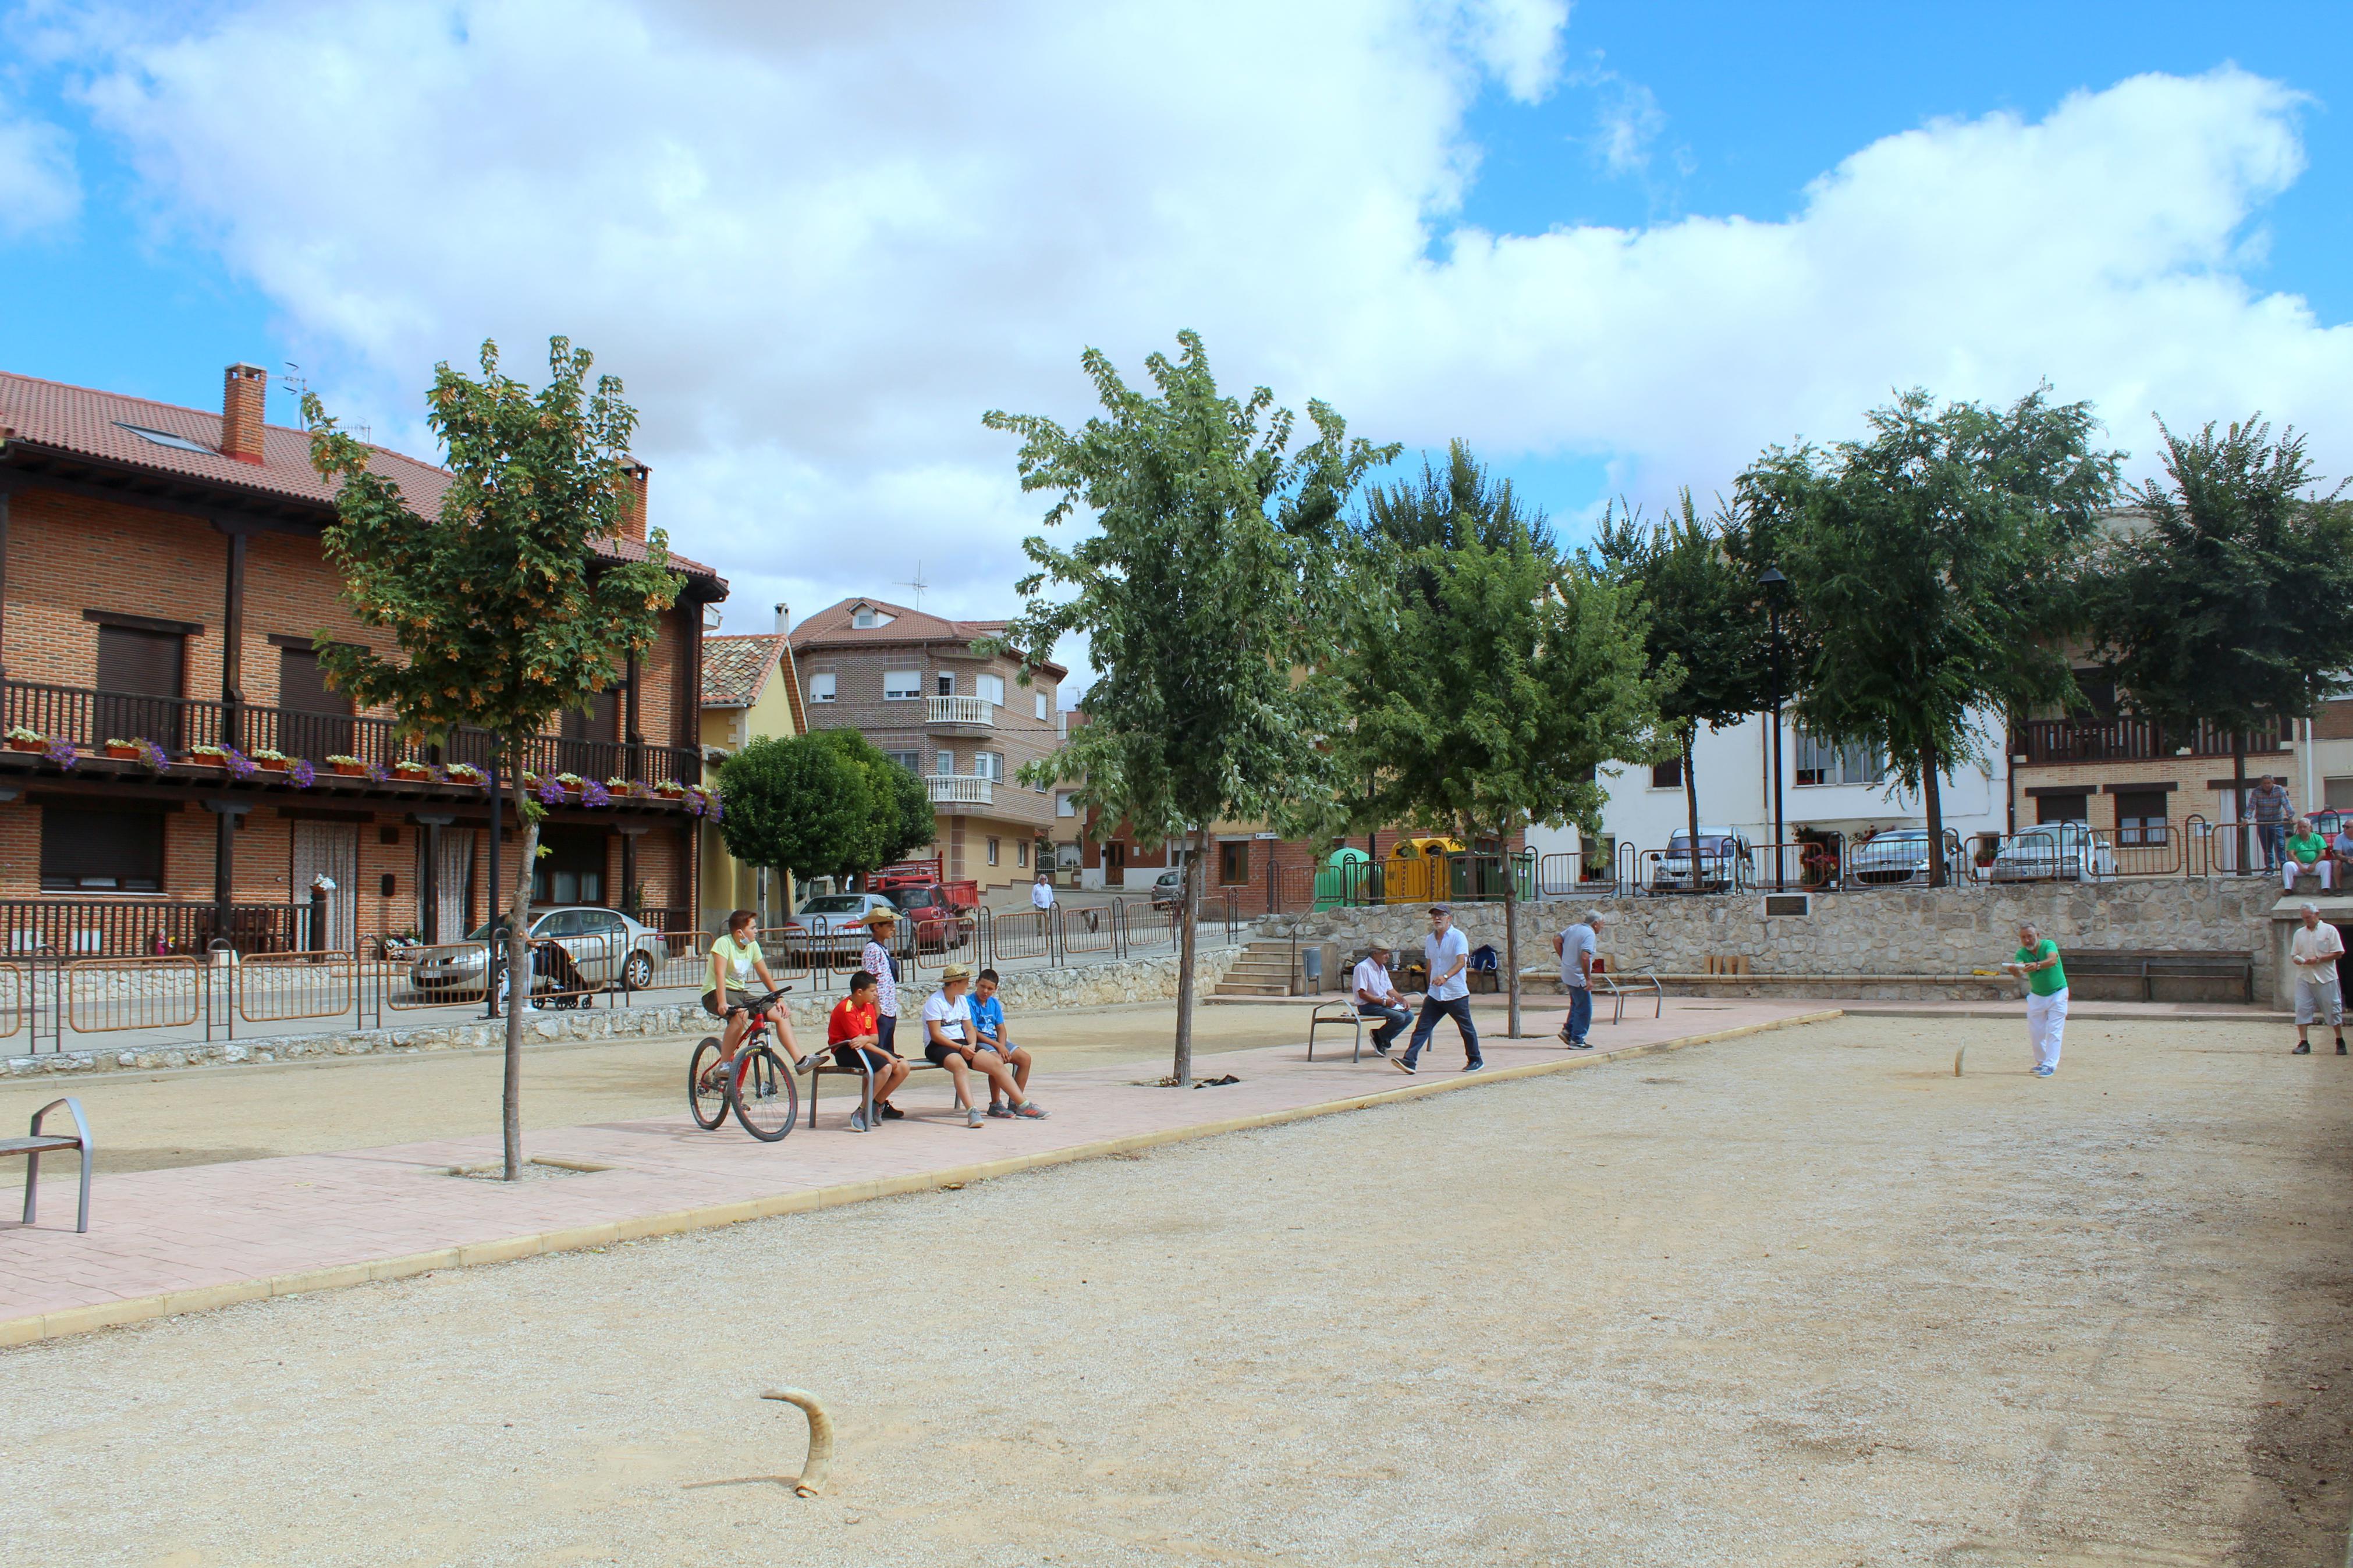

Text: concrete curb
xmin=0 ymin=1008 xmax=1842 ymax=1350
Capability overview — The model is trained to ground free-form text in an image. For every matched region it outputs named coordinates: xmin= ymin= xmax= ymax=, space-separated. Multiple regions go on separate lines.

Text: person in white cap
xmin=2289 ymin=902 xmax=2345 ymax=1055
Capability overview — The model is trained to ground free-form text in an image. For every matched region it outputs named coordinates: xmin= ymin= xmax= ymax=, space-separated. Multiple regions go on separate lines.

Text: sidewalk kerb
xmin=0 ymin=1008 xmax=1841 ymax=1349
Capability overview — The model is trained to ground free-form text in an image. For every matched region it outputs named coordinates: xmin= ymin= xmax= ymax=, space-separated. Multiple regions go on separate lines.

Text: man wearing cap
xmin=2290 ymin=902 xmax=2346 ymax=1056
xmin=922 ymin=965 xmax=1048 ymax=1126
xmin=1551 ymin=909 xmax=1607 ymax=1050
xmin=1397 ymin=903 xmax=1482 ymax=1075
xmin=1352 ymin=940 xmax=1410 ymax=1057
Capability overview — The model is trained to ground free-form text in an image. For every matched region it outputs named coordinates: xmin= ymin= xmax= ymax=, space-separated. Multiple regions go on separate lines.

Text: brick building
xmin=698 ymin=616 xmax=807 ymax=926
xmin=785 ymin=597 xmax=1065 ymax=890
xmin=0 ymin=362 xmax=725 ymax=954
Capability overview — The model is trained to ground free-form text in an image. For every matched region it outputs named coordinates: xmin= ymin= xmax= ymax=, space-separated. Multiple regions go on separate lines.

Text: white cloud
xmin=51 ymin=5 xmax=2353 ymax=659
xmin=0 ymin=95 xmax=79 ymax=237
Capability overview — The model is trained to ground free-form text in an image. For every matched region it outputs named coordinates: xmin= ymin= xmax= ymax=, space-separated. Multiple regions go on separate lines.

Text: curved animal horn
xmin=761 ymin=1388 xmax=833 ymax=1498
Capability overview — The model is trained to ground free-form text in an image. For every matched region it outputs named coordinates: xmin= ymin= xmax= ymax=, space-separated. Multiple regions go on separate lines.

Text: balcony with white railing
xmin=927 ymin=773 xmax=995 ymax=806
xmin=926 ymin=694 xmax=997 ymax=728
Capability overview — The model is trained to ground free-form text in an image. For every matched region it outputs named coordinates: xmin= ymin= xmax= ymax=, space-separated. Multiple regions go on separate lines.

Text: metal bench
xmin=3 ymin=1097 xmax=92 ymax=1233
xmin=1595 ymin=968 xmax=1665 ymax=1023
xmin=1307 ymin=1001 xmax=1367 ymax=1062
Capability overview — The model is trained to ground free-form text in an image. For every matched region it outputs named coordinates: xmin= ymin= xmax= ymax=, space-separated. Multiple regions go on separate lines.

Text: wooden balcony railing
xmin=1 ymin=680 xmax=702 ymax=788
xmin=2012 ymin=716 xmax=2287 ymax=766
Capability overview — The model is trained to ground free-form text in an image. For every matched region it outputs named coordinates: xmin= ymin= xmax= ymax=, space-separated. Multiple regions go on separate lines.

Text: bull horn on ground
xmin=761 ymin=1388 xmax=833 ymax=1497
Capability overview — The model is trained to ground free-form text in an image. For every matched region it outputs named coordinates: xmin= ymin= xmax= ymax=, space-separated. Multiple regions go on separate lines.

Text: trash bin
xmin=1314 ymin=847 xmax=1370 ymax=910
xmin=1301 ymin=947 xmax=1323 ymax=992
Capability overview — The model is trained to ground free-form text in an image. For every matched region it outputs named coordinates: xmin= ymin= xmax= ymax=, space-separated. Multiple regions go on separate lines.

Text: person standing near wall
xmin=2249 ymin=775 xmax=2294 ymax=873
xmin=2003 ymin=921 xmax=2068 ymax=1078
xmin=856 ymin=906 xmax=903 ymax=1073
xmin=2289 ymin=902 xmax=2346 ymax=1056
xmin=1552 ymin=910 xmax=1607 ymax=1051
xmin=1032 ymin=870 xmax=1056 ymax=912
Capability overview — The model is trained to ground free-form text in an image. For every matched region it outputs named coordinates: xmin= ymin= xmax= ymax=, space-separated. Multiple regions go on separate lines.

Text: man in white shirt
xmin=1352 ymin=940 xmax=1410 ymax=1057
xmin=1031 ymin=872 xmax=1056 ymax=912
xmin=1397 ymin=904 xmax=1482 ymax=1075
xmin=2290 ymin=902 xmax=2345 ymax=1056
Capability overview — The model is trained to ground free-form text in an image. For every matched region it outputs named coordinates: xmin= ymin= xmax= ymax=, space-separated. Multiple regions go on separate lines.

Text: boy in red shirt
xmin=828 ymin=970 xmax=907 ymax=1133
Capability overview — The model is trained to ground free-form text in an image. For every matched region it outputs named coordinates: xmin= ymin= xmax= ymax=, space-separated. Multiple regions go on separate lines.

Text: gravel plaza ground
xmin=4 ymin=1005 xmax=2351 ymax=1565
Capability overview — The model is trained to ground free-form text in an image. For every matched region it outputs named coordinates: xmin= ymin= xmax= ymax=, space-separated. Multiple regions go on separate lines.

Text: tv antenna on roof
xmin=280 ymin=363 xmax=309 ymax=428
xmin=897 ymin=561 xmax=929 ymax=611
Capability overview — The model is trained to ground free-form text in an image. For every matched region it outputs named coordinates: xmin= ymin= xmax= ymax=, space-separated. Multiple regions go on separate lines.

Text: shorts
xmin=924 ymin=1039 xmax=967 ymax=1068
xmin=2297 ymin=975 xmax=2343 ymax=1026
xmin=702 ymin=988 xmax=753 ymax=1018
xmin=831 ymin=1044 xmax=893 ymax=1073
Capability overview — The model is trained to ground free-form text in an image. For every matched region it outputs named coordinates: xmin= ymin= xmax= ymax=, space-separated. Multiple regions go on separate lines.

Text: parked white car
xmin=1846 ymin=828 xmax=1964 ymax=888
xmin=1988 ymin=822 xmax=2117 ymax=883
xmin=1649 ymin=828 xmax=1755 ymax=894
xmin=778 ymin=892 xmax=902 ymax=959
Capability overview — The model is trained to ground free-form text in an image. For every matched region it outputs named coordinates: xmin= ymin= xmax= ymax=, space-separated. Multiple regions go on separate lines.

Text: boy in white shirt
xmin=922 ymin=966 xmax=1047 ymax=1126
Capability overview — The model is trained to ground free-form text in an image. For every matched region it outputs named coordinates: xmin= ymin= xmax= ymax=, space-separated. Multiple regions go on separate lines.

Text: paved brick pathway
xmin=0 ymin=998 xmax=1832 ymax=1343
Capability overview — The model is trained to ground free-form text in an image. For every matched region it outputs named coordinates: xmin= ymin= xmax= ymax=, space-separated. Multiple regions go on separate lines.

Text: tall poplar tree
xmin=306 ymin=338 xmax=682 ymax=1179
xmin=986 ymin=331 xmax=1395 ymax=1085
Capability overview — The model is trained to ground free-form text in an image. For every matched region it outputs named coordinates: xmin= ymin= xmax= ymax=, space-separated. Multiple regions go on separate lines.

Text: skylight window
xmin=114 ymin=422 xmax=217 ymax=456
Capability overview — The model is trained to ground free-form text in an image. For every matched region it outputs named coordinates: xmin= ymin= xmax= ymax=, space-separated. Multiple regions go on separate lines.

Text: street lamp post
xmin=1758 ymin=567 xmax=1788 ymax=892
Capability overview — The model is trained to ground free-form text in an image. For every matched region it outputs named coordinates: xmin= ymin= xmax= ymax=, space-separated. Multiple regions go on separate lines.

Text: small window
xmin=2326 ymin=776 xmax=2353 ymax=812
xmin=884 ymin=670 xmax=921 ymax=701
xmin=41 ymin=805 xmax=165 ymax=891
xmin=1219 ymin=841 xmax=1251 ymax=886
xmin=1056 ymin=792 xmax=1076 ymax=818
xmin=1034 ymin=692 xmax=1048 ymax=721
xmin=113 ymin=421 xmax=215 ymax=456
xmin=936 ymin=672 xmax=954 ymax=696
xmin=987 ymin=837 xmax=1000 ymax=866
xmin=851 ymin=606 xmax=878 ymax=628
xmin=1017 ymin=840 xmax=1028 ymax=867
xmin=1650 ymin=757 xmax=1682 ymax=790
xmin=2035 ymin=794 xmax=2090 ymax=826
xmin=977 ymin=751 xmax=1005 ymax=783
xmin=977 ymin=673 xmax=1006 ymax=706
xmin=1794 ymin=729 xmax=1884 ymax=787
xmin=2114 ymin=790 xmax=2170 ymax=845
xmin=809 ymin=673 xmax=836 ymax=703
xmin=886 ymin=749 xmax=921 ymax=773
xmin=936 ymin=749 xmax=954 ymax=776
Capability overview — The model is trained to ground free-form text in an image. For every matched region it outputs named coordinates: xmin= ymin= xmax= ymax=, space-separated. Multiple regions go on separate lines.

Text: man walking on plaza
xmin=2249 ymin=775 xmax=2294 ymax=873
xmin=2003 ymin=921 xmax=2068 ymax=1078
xmin=1353 ymin=940 xmax=1410 ymax=1057
xmin=1552 ymin=909 xmax=1607 ymax=1051
xmin=1032 ymin=870 xmax=1056 ymax=912
xmin=1397 ymin=904 xmax=1482 ymax=1075
xmin=2290 ymin=902 xmax=2346 ymax=1055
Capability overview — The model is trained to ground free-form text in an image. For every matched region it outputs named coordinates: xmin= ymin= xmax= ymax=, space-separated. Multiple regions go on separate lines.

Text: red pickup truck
xmin=870 ymin=860 xmax=978 ymax=951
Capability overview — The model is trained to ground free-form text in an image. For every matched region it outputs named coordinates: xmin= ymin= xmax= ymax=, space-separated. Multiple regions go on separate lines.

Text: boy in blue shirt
xmin=970 ymin=968 xmax=1036 ymax=1118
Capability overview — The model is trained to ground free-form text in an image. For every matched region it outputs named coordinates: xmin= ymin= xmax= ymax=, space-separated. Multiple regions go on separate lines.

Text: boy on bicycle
xmin=827 ymin=970 xmax=907 ymax=1133
xmin=703 ymin=909 xmax=803 ymax=1084
xmin=968 ymin=968 xmax=1035 ymax=1118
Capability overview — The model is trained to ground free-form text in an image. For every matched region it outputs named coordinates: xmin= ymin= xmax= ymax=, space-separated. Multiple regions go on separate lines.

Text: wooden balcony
xmin=2012 ymin=716 xmax=2287 ymax=766
xmin=0 ymin=679 xmax=704 ymax=793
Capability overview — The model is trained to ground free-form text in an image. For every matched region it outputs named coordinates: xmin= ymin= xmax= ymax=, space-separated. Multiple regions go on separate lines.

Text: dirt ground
xmin=0 ymin=999 xmax=1322 ymax=1171
xmin=5 ymin=1012 xmax=2351 ymax=1566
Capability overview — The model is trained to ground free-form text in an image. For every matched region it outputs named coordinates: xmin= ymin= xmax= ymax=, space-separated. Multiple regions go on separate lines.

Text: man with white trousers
xmin=2289 ymin=902 xmax=2345 ymax=1056
xmin=2004 ymin=921 xmax=2068 ymax=1078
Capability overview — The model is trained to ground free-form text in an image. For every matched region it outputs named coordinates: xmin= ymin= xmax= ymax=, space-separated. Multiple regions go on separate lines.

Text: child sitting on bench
xmin=968 ymin=968 xmax=1036 ymax=1118
xmin=828 ymin=970 xmax=908 ymax=1133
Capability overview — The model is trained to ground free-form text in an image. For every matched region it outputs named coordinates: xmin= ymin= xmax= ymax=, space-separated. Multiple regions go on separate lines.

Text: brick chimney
xmin=617 ymin=460 xmax=650 ymax=543
xmin=222 ymin=363 xmax=268 ymax=464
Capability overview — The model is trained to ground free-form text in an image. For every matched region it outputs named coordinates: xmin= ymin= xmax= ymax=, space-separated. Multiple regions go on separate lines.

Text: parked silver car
xmin=408 ymin=905 xmax=661 ymax=998
xmin=1989 ymin=822 xmax=2117 ymax=883
xmin=1846 ymin=828 xmax=1964 ymax=888
xmin=1650 ymin=829 xmax=1755 ymax=894
xmin=779 ymin=892 xmax=903 ymax=960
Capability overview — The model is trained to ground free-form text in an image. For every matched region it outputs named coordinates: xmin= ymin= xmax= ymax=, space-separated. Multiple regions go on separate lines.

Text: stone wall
xmin=2 ymin=943 xmax=1244 ymax=1078
xmin=1264 ymin=880 xmax=2280 ymax=1001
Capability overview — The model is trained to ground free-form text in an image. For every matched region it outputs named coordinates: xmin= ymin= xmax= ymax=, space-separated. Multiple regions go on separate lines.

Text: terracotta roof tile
xmin=787 ymin=596 xmax=1060 ymax=674
xmin=701 ymin=633 xmax=787 ymax=707
xmin=0 ymin=368 xmax=724 ymax=586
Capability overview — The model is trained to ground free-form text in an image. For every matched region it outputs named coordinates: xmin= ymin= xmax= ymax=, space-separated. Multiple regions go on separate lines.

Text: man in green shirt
xmin=2283 ymin=817 xmax=2333 ymax=893
xmin=2003 ymin=920 xmax=2068 ymax=1078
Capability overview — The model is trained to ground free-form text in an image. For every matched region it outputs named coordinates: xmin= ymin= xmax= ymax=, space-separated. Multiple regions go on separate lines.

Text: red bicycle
xmin=688 ymin=987 xmax=801 ymax=1142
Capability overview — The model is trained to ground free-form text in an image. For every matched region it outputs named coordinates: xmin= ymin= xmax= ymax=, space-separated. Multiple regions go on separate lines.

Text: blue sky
xmin=0 ymin=1 xmax=2347 ymax=634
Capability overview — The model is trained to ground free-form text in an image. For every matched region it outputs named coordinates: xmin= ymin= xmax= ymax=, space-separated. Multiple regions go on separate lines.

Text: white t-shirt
xmin=921 ymin=990 xmax=973 ymax=1043
xmin=1557 ymin=924 xmax=1598 ymax=989
xmin=1351 ymin=957 xmax=1395 ymax=1004
xmin=1032 ymin=881 xmax=1055 ymax=910
xmin=2293 ymin=922 xmax=2344 ymax=985
xmin=1425 ymin=927 xmax=1471 ymax=1001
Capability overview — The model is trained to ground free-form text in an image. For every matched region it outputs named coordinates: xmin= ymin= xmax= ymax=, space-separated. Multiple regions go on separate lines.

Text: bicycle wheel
xmin=689 ymin=1037 xmax=731 ymax=1130
xmin=729 ymin=1046 xmax=798 ymax=1142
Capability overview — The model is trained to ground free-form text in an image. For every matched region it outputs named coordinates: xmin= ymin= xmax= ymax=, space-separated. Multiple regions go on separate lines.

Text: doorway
xmin=291 ymin=820 xmax=360 ymax=951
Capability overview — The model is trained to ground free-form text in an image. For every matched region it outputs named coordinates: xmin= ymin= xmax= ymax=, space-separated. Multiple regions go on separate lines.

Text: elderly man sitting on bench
xmin=922 ymin=965 xmax=1049 ymax=1128
xmin=1352 ymin=941 xmax=1411 ymax=1057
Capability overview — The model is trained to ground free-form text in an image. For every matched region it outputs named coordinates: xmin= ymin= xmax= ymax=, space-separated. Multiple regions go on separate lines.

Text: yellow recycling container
xmin=1383 ymin=836 xmax=1465 ymax=905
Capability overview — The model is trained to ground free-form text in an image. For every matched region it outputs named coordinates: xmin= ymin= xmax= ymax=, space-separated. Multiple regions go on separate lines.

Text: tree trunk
xmin=1501 ymin=814 xmax=1522 ymax=1038
xmin=1172 ymin=828 xmax=1203 ymax=1086
xmin=502 ymin=743 xmax=538 ymax=1182
xmin=1922 ymin=734 xmax=1946 ymax=888
xmin=2233 ymin=735 xmax=2249 ymax=877
xmin=1681 ymin=724 xmax=1702 ymax=888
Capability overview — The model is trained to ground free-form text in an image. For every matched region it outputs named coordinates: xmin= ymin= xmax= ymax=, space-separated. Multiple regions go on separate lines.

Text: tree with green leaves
xmin=719 ymin=730 xmax=935 ymax=887
xmin=1593 ymin=489 xmax=1766 ymax=880
xmin=304 ymin=337 xmax=682 ymax=1179
xmin=1339 ymin=442 xmax=1662 ymax=1037
xmin=985 ymin=330 xmax=1395 ymax=1085
xmin=1768 ymin=387 xmax=2118 ymax=884
xmin=812 ymin=728 xmax=937 ymax=875
xmin=2088 ymin=416 xmax=2353 ymax=865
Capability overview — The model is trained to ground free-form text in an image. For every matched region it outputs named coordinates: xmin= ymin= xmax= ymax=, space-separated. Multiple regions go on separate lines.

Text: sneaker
xmin=1393 ymin=1057 xmax=1418 ymax=1075
xmin=2033 ymin=1065 xmax=2055 ymax=1077
xmin=1463 ymin=1061 xmax=1486 ymax=1073
xmin=847 ymin=1111 xmax=869 ymax=1132
xmin=1372 ymin=1042 xmax=1392 ymax=1057
xmin=1556 ymin=1029 xmax=1574 ymax=1046
xmin=2295 ymin=1041 xmax=2313 ymax=1054
xmin=878 ymin=1101 xmax=906 ymax=1120
xmin=1012 ymin=1100 xmax=1048 ymax=1119
xmin=1567 ymin=1039 xmax=1593 ymax=1051
xmin=966 ymin=1107 xmax=985 ymax=1128
xmin=987 ymin=1101 xmax=1013 ymax=1118
xmin=2339 ymin=1039 xmax=2348 ymax=1057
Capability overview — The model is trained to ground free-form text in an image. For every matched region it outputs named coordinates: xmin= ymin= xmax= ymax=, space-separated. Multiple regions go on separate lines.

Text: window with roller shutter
xmin=277 ymin=646 xmax=354 ymax=759
xmin=94 ymin=625 xmax=184 ymax=751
